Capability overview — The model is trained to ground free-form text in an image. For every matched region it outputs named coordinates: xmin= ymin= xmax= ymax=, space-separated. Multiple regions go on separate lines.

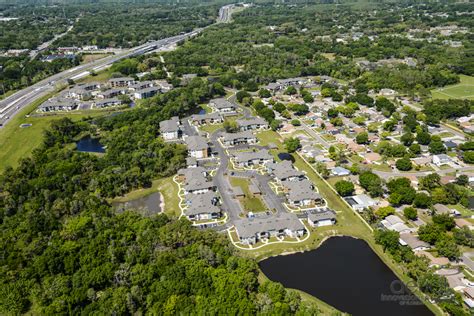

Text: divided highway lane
xmin=0 ymin=34 xmax=195 ymax=127
xmin=0 ymin=3 xmax=239 ymax=128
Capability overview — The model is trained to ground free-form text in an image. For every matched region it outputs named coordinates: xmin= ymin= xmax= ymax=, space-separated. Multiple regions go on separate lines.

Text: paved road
xmin=298 ymin=118 xmax=331 ymax=149
xmin=210 ymin=129 xmax=244 ymax=221
xmin=0 ymin=4 xmax=238 ymax=128
xmin=373 ymin=165 xmax=474 ymax=179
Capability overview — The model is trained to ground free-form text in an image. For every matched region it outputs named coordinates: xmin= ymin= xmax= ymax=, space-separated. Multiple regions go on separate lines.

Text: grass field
xmin=431 ymin=75 xmax=474 ymax=100
xmin=229 ymin=177 xmax=267 ymax=213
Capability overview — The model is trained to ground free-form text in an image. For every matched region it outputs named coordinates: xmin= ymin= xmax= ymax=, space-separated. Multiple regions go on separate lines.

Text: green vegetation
xmin=229 ymin=177 xmax=266 ymax=213
xmin=431 ymin=75 xmax=474 ymax=100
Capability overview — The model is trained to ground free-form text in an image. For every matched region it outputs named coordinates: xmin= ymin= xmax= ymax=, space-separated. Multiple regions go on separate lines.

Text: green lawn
xmin=229 ymin=177 xmax=267 ymax=213
xmin=199 ymin=123 xmax=223 ymax=134
xmin=431 ymin=75 xmax=474 ymax=100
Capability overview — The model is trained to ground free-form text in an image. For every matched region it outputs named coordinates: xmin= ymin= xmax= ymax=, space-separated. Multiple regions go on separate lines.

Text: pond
xmin=259 ymin=236 xmax=432 ymax=316
xmin=112 ymin=191 xmax=163 ymax=214
xmin=277 ymin=152 xmax=295 ymax=162
xmin=76 ymin=136 xmax=105 ymax=153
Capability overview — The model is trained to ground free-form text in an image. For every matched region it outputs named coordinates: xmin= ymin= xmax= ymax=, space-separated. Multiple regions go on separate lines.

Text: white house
xmin=307 ymin=209 xmax=336 ymax=227
xmin=159 ymin=117 xmax=181 ymax=141
xmin=432 ymin=154 xmax=452 ymax=167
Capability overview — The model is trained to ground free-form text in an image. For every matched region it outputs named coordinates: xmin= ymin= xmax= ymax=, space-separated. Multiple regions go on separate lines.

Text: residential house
xmin=133 ymin=86 xmax=160 ymax=99
xmin=432 ymin=154 xmax=451 ymax=167
xmin=221 ymin=131 xmax=257 ymax=146
xmin=185 ymin=136 xmax=209 ymax=159
xmin=381 ymin=215 xmax=411 ymax=234
xmin=209 ymin=98 xmax=236 ymax=113
xmin=38 ymin=98 xmax=78 ymax=112
xmin=282 ymin=179 xmax=323 ymax=207
xmin=184 ymin=192 xmax=221 ymax=221
xmin=190 ymin=112 xmax=223 ymax=125
xmin=129 ymin=81 xmax=153 ymax=91
xmin=433 ymin=203 xmax=454 ymax=215
xmin=109 ymin=77 xmax=135 ymax=87
xmin=399 ymin=233 xmax=431 ymax=251
xmin=97 ymin=88 xmax=125 ymax=99
xmin=234 ymin=213 xmax=306 ymax=245
xmin=345 ymin=194 xmax=377 ymax=211
xmin=267 ymin=161 xmax=305 ymax=182
xmin=160 ymin=117 xmax=181 ymax=141
xmin=177 ymin=167 xmax=207 ymax=183
xmin=233 ymin=149 xmax=273 ymax=168
xmin=331 ymin=166 xmax=350 ymax=176
xmin=307 ymin=209 xmax=337 ymax=227
xmin=237 ymin=117 xmax=268 ymax=131
xmin=94 ymin=98 xmax=122 ymax=108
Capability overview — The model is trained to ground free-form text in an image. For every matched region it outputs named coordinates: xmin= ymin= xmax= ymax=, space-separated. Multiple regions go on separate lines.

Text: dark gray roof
xmin=282 ymin=179 xmax=321 ymax=202
xmin=222 ymin=130 xmax=256 ymax=142
xmin=160 ymin=117 xmax=180 ymax=133
xmin=191 ymin=112 xmax=223 ymax=121
xmin=185 ymin=136 xmax=208 ymax=151
xmin=210 ymin=98 xmax=235 ymax=110
xmin=184 ymin=192 xmax=220 ymax=216
xmin=234 ymin=149 xmax=273 ymax=164
xmin=109 ymin=77 xmax=134 ymax=82
xmin=235 ymin=213 xmax=305 ymax=239
xmin=237 ymin=117 xmax=268 ymax=127
xmin=308 ymin=210 xmax=336 ymax=222
xmin=95 ymin=98 xmax=121 ymax=106
xmin=268 ymin=161 xmax=304 ymax=181
xmin=184 ymin=178 xmax=215 ymax=192
xmin=249 ymin=183 xmax=261 ymax=194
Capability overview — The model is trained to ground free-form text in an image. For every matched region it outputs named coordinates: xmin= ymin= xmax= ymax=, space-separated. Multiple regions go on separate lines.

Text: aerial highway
xmin=0 ymin=4 xmax=237 ymax=128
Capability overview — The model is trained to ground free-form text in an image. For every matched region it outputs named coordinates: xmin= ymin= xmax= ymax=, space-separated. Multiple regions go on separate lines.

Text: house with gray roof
xmin=233 ymin=149 xmax=273 ymax=167
xmin=399 ymin=233 xmax=430 ymax=251
xmin=109 ymin=77 xmax=135 ymax=87
xmin=94 ymin=98 xmax=122 ymax=108
xmin=97 ymin=88 xmax=126 ymax=99
xmin=177 ymin=167 xmax=207 ymax=182
xmin=66 ymin=87 xmax=91 ymax=100
xmin=160 ymin=117 xmax=181 ymax=141
xmin=381 ymin=215 xmax=411 ymax=234
xmin=237 ymin=117 xmax=268 ymax=131
xmin=184 ymin=178 xmax=216 ymax=195
xmin=308 ymin=209 xmax=336 ymax=227
xmin=184 ymin=192 xmax=221 ymax=221
xmin=331 ymin=166 xmax=350 ymax=176
xmin=185 ymin=136 xmax=209 ymax=159
xmin=209 ymin=98 xmax=236 ymax=113
xmin=267 ymin=160 xmax=305 ymax=182
xmin=222 ymin=131 xmax=257 ymax=146
xmin=133 ymin=86 xmax=160 ymax=99
xmin=190 ymin=112 xmax=223 ymax=125
xmin=129 ymin=81 xmax=153 ymax=91
xmin=432 ymin=203 xmax=454 ymax=215
xmin=282 ymin=179 xmax=323 ymax=207
xmin=234 ymin=213 xmax=306 ymax=245
xmin=38 ymin=98 xmax=78 ymax=112
xmin=345 ymin=194 xmax=377 ymax=212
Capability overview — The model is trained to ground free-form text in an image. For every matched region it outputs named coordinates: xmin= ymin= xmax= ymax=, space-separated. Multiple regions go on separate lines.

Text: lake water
xmin=259 ymin=236 xmax=432 ymax=316
xmin=112 ymin=191 xmax=162 ymax=214
xmin=76 ymin=136 xmax=105 ymax=153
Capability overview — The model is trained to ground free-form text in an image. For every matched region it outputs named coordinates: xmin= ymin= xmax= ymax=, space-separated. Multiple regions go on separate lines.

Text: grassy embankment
xmin=431 ymin=74 xmax=474 ymax=100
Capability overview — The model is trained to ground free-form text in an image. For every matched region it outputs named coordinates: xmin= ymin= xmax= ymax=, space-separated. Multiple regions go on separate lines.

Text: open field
xmin=0 ymin=97 xmax=126 ymax=171
xmin=229 ymin=177 xmax=267 ymax=213
xmin=81 ymin=53 xmax=112 ymax=64
xmin=431 ymin=75 xmax=474 ymax=100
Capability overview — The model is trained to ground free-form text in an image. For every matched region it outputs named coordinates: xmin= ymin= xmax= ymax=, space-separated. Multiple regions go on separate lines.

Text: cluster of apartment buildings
xmin=38 ymin=77 xmax=172 ymax=112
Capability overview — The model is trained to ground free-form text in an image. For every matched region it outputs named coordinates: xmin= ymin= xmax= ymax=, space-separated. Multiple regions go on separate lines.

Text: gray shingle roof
xmin=234 ymin=213 xmax=305 ymax=239
xmin=184 ymin=192 xmax=220 ymax=216
xmin=210 ymin=98 xmax=235 ymax=110
xmin=308 ymin=209 xmax=336 ymax=222
xmin=222 ymin=130 xmax=256 ymax=142
xmin=267 ymin=161 xmax=304 ymax=181
xmin=185 ymin=136 xmax=208 ymax=151
xmin=160 ymin=117 xmax=180 ymax=133
xmin=237 ymin=117 xmax=268 ymax=127
xmin=282 ymin=179 xmax=321 ymax=202
xmin=234 ymin=149 xmax=273 ymax=164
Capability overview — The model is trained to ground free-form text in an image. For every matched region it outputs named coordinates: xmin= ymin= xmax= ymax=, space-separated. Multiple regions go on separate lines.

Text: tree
xmin=453 ymin=227 xmax=474 ymax=247
xmin=403 ymin=207 xmax=418 ymax=220
xmin=462 ymin=151 xmax=474 ymax=164
xmin=270 ymin=120 xmax=281 ymax=131
xmin=396 ymin=157 xmax=412 ymax=171
xmin=376 ymin=206 xmax=395 ymax=219
xmin=400 ymin=132 xmax=414 ymax=146
xmin=236 ymin=90 xmax=251 ymax=103
xmin=223 ymin=120 xmax=238 ymax=133
xmin=291 ymin=119 xmax=301 ymax=126
xmin=455 ymin=175 xmax=469 ymax=186
xmin=374 ymin=229 xmax=400 ymax=252
xmin=258 ymin=88 xmax=271 ymax=98
xmin=355 ymin=132 xmax=369 ymax=144
xmin=273 ymin=102 xmax=286 ymax=113
xmin=327 ymin=108 xmax=338 ymax=118
xmin=315 ymin=162 xmax=329 ymax=178
xmin=419 ymin=173 xmax=441 ymax=191
xmin=435 ymin=236 xmax=460 ymax=260
xmin=432 ymin=214 xmax=455 ymax=231
xmin=335 ymin=180 xmax=355 ymax=197
xmin=359 ymin=171 xmax=383 ymax=197
xmin=429 ymin=140 xmax=446 ymax=154
xmin=302 ymin=93 xmax=314 ymax=103
xmin=287 ymin=103 xmax=309 ymax=115
xmin=413 ymin=193 xmax=431 ymax=208
xmin=284 ymin=138 xmax=300 ymax=153
xmin=418 ymin=224 xmax=444 ymax=244
xmin=409 ymin=143 xmax=421 ymax=155
xmin=416 ymin=131 xmax=431 ymax=145
xmin=285 ymin=86 xmax=297 ymax=95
